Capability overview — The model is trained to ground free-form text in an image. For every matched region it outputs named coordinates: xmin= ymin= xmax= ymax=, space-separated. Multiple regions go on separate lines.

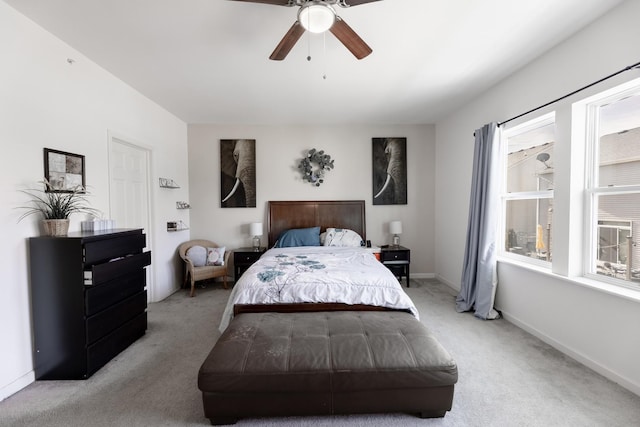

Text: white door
xmin=108 ymin=134 xmax=153 ymax=301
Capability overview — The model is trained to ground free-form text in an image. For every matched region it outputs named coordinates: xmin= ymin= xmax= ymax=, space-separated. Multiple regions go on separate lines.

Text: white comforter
xmin=219 ymin=246 xmax=419 ymax=331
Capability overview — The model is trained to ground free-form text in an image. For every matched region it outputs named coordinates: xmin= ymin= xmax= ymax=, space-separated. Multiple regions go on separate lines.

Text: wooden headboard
xmin=267 ymin=200 xmax=366 ymax=247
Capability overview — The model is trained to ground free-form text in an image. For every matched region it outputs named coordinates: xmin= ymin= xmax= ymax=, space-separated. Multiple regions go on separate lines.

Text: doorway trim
xmin=107 ymin=130 xmax=155 ymax=302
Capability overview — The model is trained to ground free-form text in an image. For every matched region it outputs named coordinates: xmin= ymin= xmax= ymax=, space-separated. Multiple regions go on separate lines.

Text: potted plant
xmin=18 ymin=179 xmax=100 ymax=236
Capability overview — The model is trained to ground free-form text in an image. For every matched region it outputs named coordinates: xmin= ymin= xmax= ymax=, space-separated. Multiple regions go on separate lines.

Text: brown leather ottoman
xmin=198 ymin=311 xmax=458 ymax=425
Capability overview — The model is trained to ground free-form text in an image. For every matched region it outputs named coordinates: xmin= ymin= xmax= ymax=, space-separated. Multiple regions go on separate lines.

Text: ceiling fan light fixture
xmin=298 ymin=3 xmax=336 ymax=33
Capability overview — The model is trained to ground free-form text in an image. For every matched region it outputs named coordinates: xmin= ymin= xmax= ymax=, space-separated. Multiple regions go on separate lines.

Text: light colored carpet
xmin=1 ymin=279 xmax=639 ymax=427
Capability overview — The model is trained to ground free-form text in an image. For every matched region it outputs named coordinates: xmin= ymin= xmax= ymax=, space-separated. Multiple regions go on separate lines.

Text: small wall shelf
xmin=159 ymin=178 xmax=180 ymax=188
xmin=167 ymin=220 xmax=189 ymax=232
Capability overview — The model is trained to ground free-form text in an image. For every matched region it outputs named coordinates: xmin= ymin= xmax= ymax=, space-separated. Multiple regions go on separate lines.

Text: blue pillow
xmin=274 ymin=226 xmax=321 ymax=248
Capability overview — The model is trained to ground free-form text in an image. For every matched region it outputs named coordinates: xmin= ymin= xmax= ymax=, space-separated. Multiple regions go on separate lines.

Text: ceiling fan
xmin=231 ymin=0 xmax=380 ymax=60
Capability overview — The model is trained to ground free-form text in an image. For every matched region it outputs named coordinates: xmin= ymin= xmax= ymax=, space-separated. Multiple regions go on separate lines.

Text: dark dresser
xmin=29 ymin=228 xmax=151 ymax=380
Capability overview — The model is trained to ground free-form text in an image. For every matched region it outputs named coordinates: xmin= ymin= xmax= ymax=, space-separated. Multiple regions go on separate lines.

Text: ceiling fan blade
xmin=229 ymin=0 xmax=292 ymax=6
xmin=329 ymin=17 xmax=372 ymax=60
xmin=339 ymin=0 xmax=382 ymax=6
xmin=269 ymin=21 xmax=305 ymax=60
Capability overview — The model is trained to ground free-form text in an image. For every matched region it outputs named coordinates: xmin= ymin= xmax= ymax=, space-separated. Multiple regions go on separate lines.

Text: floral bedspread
xmin=219 ymin=246 xmax=419 ymax=331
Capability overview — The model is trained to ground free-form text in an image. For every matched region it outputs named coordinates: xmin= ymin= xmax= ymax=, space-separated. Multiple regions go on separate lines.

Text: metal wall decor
xmin=298 ymin=148 xmax=334 ymax=187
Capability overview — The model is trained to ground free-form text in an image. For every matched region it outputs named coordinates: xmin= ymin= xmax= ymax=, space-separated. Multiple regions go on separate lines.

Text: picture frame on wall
xmin=220 ymin=139 xmax=256 ymax=208
xmin=43 ymin=148 xmax=85 ymax=193
xmin=372 ymin=137 xmax=407 ymax=205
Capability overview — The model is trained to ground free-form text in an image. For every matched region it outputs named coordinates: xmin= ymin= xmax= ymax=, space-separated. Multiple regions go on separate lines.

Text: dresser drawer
xmin=84 ymin=233 xmax=146 ymax=265
xmin=85 ymin=270 xmax=145 ymax=316
xmin=235 ymin=251 xmax=262 ymax=265
xmin=86 ymin=291 xmax=147 ymax=344
xmin=86 ymin=251 xmax=151 ymax=285
xmin=381 ymin=250 xmax=410 ymax=262
xmin=86 ymin=311 xmax=147 ymax=377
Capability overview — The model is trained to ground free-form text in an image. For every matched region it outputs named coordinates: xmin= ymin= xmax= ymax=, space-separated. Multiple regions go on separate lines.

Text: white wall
xmin=187 ymin=124 xmax=435 ymax=275
xmin=435 ymin=0 xmax=640 ymax=395
xmin=0 ymin=2 xmax=188 ymax=400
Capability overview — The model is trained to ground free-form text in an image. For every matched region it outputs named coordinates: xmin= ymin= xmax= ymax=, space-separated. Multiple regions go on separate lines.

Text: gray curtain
xmin=456 ymin=122 xmax=501 ymax=320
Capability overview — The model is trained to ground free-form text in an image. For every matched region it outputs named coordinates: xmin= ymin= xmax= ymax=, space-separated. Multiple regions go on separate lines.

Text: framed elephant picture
xmin=372 ymin=137 xmax=407 ymax=205
xmin=220 ymin=139 xmax=256 ymax=208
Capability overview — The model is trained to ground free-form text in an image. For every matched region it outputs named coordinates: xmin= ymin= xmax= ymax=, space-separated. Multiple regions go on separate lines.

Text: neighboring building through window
xmin=598 ymin=220 xmax=632 ymax=265
xmin=502 ymin=114 xmax=555 ymax=265
xmin=586 ymin=90 xmax=640 ymax=286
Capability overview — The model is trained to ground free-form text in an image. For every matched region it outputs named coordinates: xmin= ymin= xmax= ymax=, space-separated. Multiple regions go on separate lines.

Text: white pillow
xmin=206 ymin=247 xmax=226 ymax=266
xmin=185 ymin=245 xmax=207 ymax=267
xmin=323 ymin=228 xmax=364 ymax=247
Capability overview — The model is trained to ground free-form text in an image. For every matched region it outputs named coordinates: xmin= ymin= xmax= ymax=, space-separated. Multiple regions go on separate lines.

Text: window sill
xmin=497 ymin=256 xmax=640 ymax=304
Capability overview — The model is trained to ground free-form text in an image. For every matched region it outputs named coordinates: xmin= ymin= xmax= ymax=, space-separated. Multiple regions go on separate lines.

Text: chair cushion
xmin=206 ymin=247 xmax=226 ymax=266
xmin=186 ymin=245 xmax=207 ymax=267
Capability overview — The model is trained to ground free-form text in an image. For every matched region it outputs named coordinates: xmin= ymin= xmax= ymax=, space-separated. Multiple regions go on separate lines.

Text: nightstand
xmin=380 ymin=245 xmax=411 ymax=287
xmin=233 ymin=247 xmax=266 ymax=281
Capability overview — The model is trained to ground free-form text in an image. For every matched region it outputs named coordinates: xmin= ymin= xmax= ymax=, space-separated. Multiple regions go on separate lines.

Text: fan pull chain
xmin=306 ymin=14 xmax=312 ymax=61
xmin=323 ymin=32 xmax=327 ymax=80
xmin=303 ymin=28 xmax=327 ymax=80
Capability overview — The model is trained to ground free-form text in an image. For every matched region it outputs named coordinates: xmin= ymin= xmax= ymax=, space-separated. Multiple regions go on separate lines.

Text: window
xmin=498 ymin=78 xmax=640 ymax=292
xmin=501 ymin=114 xmax=555 ymax=265
xmin=586 ymin=89 xmax=640 ymax=287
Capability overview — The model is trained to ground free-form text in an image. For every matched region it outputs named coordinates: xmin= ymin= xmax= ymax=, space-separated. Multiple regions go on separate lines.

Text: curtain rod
xmin=496 ymin=60 xmax=640 ymax=128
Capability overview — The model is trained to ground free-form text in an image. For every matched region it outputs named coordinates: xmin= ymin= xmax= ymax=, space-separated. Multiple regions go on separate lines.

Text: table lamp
xmin=389 ymin=220 xmax=402 ymax=247
xmin=250 ymin=222 xmax=263 ymax=251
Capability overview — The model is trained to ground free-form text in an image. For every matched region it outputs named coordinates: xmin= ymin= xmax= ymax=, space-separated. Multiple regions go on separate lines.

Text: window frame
xmin=500 ymin=112 xmax=556 ymax=268
xmin=583 ymin=83 xmax=640 ymax=289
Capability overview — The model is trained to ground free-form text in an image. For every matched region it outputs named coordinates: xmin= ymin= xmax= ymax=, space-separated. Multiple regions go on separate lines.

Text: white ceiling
xmin=5 ymin=0 xmax=624 ymax=125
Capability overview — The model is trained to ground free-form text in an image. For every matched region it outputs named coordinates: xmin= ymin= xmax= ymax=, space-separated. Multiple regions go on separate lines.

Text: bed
xmin=198 ymin=200 xmax=457 ymax=425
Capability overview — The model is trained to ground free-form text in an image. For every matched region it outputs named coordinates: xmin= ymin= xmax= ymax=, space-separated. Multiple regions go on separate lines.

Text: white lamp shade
xmin=298 ymin=3 xmax=336 ymax=33
xmin=250 ymin=222 xmax=263 ymax=237
xmin=389 ymin=220 xmax=403 ymax=235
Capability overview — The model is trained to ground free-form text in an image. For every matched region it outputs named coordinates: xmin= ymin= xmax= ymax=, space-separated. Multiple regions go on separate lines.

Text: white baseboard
xmin=0 ymin=371 xmax=34 ymax=402
xmin=501 ymin=309 xmax=640 ymax=397
xmin=411 ymin=273 xmax=435 ymax=279
xmin=435 ymin=274 xmax=460 ymax=292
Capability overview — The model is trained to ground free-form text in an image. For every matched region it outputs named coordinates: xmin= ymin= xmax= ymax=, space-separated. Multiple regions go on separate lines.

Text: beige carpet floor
xmin=1 ymin=279 xmax=639 ymax=426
